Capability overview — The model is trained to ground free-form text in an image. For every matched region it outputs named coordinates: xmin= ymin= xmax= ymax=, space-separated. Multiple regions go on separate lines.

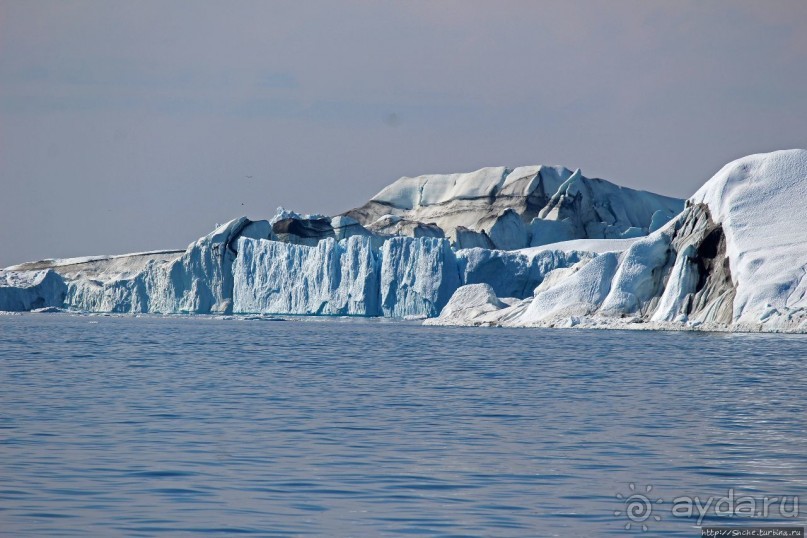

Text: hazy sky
xmin=1 ymin=1 xmax=805 ymax=266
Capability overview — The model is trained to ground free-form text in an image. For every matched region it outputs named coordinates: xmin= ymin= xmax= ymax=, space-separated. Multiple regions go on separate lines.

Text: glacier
xmin=3 ymin=150 xmax=807 ymax=333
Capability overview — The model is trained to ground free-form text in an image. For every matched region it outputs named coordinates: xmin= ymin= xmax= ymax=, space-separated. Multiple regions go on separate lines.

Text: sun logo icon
xmin=614 ymin=483 xmax=664 ymax=532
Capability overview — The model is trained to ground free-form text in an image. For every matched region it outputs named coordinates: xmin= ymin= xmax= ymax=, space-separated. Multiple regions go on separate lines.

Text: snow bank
xmin=518 ymin=253 xmax=621 ymax=322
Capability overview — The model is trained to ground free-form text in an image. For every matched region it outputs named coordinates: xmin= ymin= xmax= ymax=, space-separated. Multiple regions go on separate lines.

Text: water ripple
xmin=0 ymin=315 xmax=805 ymax=536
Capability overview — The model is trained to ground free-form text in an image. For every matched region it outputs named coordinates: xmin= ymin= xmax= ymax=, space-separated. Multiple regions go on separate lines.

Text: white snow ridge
xmin=3 ymin=150 xmax=806 ymax=333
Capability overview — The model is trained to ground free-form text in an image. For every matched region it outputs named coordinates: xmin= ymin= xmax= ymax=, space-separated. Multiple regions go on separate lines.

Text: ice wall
xmin=380 ymin=237 xmax=460 ymax=318
xmin=233 ymin=236 xmax=460 ymax=318
xmin=233 ymin=236 xmax=380 ymax=316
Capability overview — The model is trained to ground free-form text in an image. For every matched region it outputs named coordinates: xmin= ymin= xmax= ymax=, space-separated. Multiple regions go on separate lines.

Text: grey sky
xmin=1 ymin=1 xmax=805 ymax=267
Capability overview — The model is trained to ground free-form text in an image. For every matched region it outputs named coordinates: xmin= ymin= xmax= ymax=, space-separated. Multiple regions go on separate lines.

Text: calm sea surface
xmin=0 ymin=314 xmax=805 ymax=537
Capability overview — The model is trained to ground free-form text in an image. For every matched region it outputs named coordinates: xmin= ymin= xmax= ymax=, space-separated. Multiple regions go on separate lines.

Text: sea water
xmin=1 ymin=314 xmax=805 ymax=536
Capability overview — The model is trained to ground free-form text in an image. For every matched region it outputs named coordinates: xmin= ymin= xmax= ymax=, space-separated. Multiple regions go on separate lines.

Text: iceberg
xmin=4 ymin=150 xmax=806 ymax=333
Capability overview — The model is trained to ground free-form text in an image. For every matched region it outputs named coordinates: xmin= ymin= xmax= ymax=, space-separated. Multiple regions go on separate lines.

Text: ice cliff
xmin=3 ymin=150 xmax=806 ymax=333
xmin=233 ymin=236 xmax=461 ymax=318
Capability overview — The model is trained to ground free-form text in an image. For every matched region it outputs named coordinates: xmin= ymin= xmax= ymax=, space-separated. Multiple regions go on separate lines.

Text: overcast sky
xmin=1 ymin=1 xmax=805 ymax=266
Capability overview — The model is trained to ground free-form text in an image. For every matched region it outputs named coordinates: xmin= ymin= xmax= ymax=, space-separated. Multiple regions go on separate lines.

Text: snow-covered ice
xmin=429 ymin=150 xmax=807 ymax=333
xmin=345 ymin=164 xmax=683 ymax=250
xmin=457 ymin=246 xmax=590 ymax=300
xmin=690 ymin=149 xmax=807 ymax=326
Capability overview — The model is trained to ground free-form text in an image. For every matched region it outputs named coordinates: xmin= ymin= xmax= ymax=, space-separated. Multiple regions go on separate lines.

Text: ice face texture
xmin=233 ymin=235 xmax=460 ymax=318
xmin=379 ymin=237 xmax=460 ymax=318
xmin=233 ymin=236 xmax=381 ymax=316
